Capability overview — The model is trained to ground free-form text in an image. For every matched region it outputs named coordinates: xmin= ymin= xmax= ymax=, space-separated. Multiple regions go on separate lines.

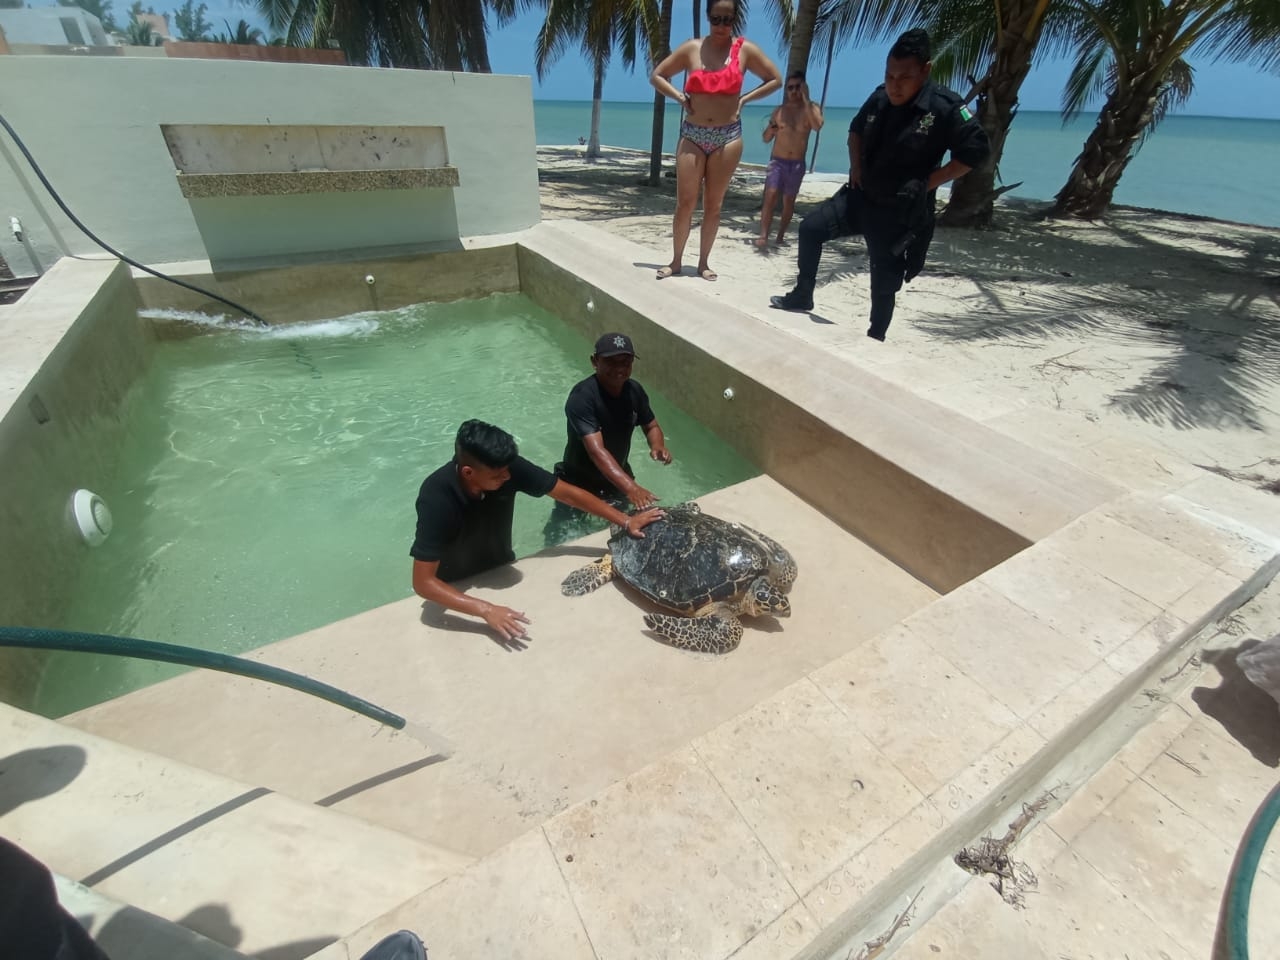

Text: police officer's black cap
xmin=594 ymin=332 xmax=637 ymax=358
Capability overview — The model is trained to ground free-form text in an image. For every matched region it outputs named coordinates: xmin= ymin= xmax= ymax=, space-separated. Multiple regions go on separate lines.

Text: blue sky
xmin=99 ymin=0 xmax=1280 ymax=117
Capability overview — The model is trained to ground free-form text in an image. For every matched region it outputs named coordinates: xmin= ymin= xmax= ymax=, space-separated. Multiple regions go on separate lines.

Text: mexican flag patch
xmin=960 ymin=105 xmax=974 ymax=121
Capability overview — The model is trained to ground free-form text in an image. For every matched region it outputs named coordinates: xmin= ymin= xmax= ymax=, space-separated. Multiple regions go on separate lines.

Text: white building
xmin=0 ymin=6 xmax=115 ymax=47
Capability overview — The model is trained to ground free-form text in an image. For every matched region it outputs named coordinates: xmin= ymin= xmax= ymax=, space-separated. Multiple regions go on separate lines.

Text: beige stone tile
xmin=1027 ymin=659 xmax=1127 ymax=742
xmin=544 ymin=750 xmax=796 ymax=960
xmin=1115 ymin=700 xmax=1196 ymax=775
xmin=1044 ymin=756 xmax=1139 ymax=845
xmin=1075 ymin=434 xmax=1203 ymax=494
xmin=728 ymin=900 xmax=823 ymax=960
xmin=1069 ymin=777 xmax=1236 ymax=952
xmin=894 ymin=830 xmax=1198 ymax=960
xmin=907 ymin=580 xmax=1099 ymax=719
xmin=1164 ymin=568 xmax=1253 ymax=633
xmin=802 ymin=799 xmax=948 ymax=928
xmin=316 ymin=828 xmax=593 ymax=960
xmin=982 ymin=543 xmax=1163 ymax=658
xmin=810 ymin=626 xmax=1021 ymax=795
xmin=1104 ymin=494 xmax=1276 ymax=572
xmin=1175 ymin=473 xmax=1280 ymax=543
xmin=694 ymin=680 xmax=924 ymax=896
xmin=1141 ymin=720 xmax=1280 ymax=851
xmin=931 ymin=724 xmax=1047 ymax=824
xmin=1050 ymin=511 xmax=1218 ymax=607
xmin=1105 ymin=610 xmax=1189 ymax=675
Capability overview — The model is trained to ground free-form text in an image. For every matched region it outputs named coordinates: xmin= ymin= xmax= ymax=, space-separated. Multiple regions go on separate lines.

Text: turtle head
xmin=750 ymin=576 xmax=791 ymax=618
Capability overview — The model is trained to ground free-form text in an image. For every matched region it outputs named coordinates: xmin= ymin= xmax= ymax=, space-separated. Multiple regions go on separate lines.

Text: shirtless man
xmin=756 ymin=70 xmax=824 ymax=248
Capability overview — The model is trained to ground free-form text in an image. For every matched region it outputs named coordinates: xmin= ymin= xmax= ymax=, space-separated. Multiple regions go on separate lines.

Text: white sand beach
xmin=538 ymin=144 xmax=1280 ymax=498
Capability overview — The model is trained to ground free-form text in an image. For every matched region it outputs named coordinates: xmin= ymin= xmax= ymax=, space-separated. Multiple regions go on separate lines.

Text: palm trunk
xmin=787 ymin=0 xmax=820 ymax=75
xmin=940 ymin=0 xmax=1047 ymax=227
xmin=467 ymin=0 xmax=491 ymax=72
xmin=588 ymin=59 xmax=604 ymax=158
xmin=647 ymin=0 xmax=674 ymax=187
xmin=808 ymin=29 xmax=836 ymax=173
xmin=1051 ymin=43 xmax=1173 ymax=218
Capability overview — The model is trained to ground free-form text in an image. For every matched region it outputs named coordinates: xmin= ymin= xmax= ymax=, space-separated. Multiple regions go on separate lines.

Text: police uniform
xmin=776 ymin=80 xmax=989 ymax=339
xmin=410 ymin=456 xmax=556 ymax=582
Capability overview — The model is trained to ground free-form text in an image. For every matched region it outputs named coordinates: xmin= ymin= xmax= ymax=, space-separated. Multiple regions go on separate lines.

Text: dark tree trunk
xmin=787 ymin=0 xmax=819 ymax=76
xmin=647 ymin=0 xmax=674 ymax=186
xmin=588 ymin=60 xmax=604 ymax=158
xmin=1051 ymin=40 xmax=1174 ymax=218
xmin=940 ymin=0 xmax=1046 ymax=227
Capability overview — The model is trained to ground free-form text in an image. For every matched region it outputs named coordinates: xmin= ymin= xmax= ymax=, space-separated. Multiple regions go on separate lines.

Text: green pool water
xmin=34 ymin=293 xmax=759 ymax=717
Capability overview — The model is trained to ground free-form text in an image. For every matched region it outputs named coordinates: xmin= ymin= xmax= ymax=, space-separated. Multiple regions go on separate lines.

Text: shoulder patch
xmin=959 ymin=105 xmax=974 ymax=121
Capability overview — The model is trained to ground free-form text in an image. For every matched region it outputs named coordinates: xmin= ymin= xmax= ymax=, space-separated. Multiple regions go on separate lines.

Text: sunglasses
xmin=708 ymin=14 xmax=734 ymax=25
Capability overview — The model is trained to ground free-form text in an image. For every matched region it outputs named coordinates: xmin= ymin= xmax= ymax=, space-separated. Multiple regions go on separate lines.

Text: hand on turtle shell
xmin=624 ymin=506 xmax=666 ymax=538
xmin=480 ymin=602 xmax=531 ymax=641
xmin=627 ymin=482 xmax=661 ymax=510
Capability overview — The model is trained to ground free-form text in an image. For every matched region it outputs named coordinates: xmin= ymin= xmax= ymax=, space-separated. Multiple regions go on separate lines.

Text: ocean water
xmin=534 ymin=100 xmax=1280 ymax=227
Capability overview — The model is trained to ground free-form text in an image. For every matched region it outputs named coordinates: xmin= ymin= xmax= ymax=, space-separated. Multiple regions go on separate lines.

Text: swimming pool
xmin=33 ymin=293 xmax=757 ymax=716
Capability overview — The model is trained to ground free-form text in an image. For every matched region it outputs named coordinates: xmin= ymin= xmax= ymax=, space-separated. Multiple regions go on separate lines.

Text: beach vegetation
xmin=1051 ymin=0 xmax=1280 ymax=219
xmin=532 ymin=0 xmax=659 ymax=158
xmin=173 ymin=0 xmax=213 ymax=41
xmin=214 ymin=18 xmax=265 ymax=45
xmin=253 ymin=0 xmax=499 ymax=70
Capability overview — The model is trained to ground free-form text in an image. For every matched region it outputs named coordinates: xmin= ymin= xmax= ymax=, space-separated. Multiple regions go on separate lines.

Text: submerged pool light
xmin=365 ymin=274 xmax=376 ymax=285
xmin=71 ymin=489 xmax=112 ymax=546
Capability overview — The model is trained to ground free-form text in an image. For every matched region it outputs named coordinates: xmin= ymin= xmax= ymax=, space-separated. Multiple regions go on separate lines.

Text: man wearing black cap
xmin=412 ymin=419 xmax=663 ymax=642
xmin=556 ymin=332 xmax=673 ymax=511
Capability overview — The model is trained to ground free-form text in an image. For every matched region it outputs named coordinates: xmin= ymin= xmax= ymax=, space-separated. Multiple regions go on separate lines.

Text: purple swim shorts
xmin=765 ymin=156 xmax=806 ymax=197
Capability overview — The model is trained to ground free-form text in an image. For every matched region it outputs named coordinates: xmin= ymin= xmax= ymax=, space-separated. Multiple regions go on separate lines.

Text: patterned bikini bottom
xmin=680 ymin=118 xmax=743 ymax=155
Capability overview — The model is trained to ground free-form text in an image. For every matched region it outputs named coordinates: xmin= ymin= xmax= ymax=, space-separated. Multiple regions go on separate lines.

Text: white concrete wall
xmin=0 ymin=57 xmax=540 ymax=273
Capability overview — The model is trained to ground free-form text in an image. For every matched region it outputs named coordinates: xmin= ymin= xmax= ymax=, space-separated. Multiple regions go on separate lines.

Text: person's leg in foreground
xmin=658 ymin=137 xmax=708 ymax=279
xmin=774 ymin=159 xmax=805 ymax=242
xmin=756 ymin=159 xmax=783 ymax=248
xmin=770 ymin=185 xmax=857 ymax=311
xmin=695 ymin=129 xmax=745 ymax=280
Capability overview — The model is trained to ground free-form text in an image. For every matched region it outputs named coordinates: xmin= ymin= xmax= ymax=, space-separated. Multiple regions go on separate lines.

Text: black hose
xmin=0 ymin=111 xmax=269 ymax=326
xmin=0 ymin=626 xmax=405 ymax=729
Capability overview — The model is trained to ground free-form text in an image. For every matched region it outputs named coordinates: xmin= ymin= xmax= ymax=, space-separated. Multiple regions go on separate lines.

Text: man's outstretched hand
xmin=480 ymin=602 xmax=530 ymax=641
xmin=624 ymin=506 xmax=666 ymax=537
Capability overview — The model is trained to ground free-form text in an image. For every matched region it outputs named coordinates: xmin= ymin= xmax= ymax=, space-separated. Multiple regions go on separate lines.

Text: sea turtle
xmin=560 ymin=502 xmax=797 ymax=653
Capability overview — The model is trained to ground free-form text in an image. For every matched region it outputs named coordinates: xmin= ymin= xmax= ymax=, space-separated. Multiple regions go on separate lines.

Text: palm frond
xmin=1142 ymin=55 xmax=1193 ymax=141
xmin=1060 ymin=42 xmax=1110 ymax=121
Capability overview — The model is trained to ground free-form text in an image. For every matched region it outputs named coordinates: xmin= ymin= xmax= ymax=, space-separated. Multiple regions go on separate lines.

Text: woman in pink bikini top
xmin=650 ymin=0 xmax=781 ymax=282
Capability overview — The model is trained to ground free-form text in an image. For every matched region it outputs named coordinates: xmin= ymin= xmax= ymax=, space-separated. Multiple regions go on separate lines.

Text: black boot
xmin=867 ymin=293 xmax=895 ymax=341
xmin=769 ymin=287 xmax=814 ymax=312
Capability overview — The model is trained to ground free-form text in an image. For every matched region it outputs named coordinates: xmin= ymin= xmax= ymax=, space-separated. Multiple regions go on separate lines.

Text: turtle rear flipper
xmin=561 ymin=554 xmax=615 ymax=596
xmin=643 ymin=612 xmax=743 ymax=653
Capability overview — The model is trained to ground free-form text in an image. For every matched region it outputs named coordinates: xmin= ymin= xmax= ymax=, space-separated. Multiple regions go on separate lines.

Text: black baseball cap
xmin=594 ymin=332 xmax=637 ymax=358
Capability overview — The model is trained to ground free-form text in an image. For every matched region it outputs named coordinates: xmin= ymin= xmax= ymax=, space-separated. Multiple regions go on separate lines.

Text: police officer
xmin=769 ymin=28 xmax=989 ymax=341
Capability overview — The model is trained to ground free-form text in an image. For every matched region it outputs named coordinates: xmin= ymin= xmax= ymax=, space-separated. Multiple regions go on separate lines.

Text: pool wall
xmin=0 ymin=57 xmax=540 ymax=276
xmin=0 ymin=227 xmax=1121 ymax=709
xmin=0 ymin=258 xmax=152 ymax=705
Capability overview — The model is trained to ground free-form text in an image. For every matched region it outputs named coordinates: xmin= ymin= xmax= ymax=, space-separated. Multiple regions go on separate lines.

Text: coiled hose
xmin=1216 ymin=781 xmax=1280 ymax=959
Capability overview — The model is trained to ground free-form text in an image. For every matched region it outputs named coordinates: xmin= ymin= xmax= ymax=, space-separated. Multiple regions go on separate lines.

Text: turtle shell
xmin=610 ymin=504 xmax=792 ymax=614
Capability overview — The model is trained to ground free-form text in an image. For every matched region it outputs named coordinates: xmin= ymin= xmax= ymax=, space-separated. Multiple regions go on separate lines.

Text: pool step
xmin=53 ymin=872 xmax=247 ymax=960
xmin=0 ymin=703 xmax=473 ymax=959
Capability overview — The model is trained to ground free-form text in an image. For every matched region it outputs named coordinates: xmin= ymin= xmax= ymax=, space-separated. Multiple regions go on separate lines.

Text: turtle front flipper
xmin=561 ymin=554 xmax=615 ymax=596
xmin=643 ymin=612 xmax=743 ymax=653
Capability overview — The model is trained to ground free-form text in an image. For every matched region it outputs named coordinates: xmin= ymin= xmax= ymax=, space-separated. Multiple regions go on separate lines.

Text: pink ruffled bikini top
xmin=685 ymin=37 xmax=745 ymax=96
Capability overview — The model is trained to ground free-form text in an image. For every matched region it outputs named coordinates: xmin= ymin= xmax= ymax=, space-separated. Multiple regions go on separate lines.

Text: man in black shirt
xmin=411 ymin=419 xmax=663 ymax=642
xmin=556 ymin=332 xmax=672 ymax=510
xmin=770 ymin=29 xmax=990 ymax=341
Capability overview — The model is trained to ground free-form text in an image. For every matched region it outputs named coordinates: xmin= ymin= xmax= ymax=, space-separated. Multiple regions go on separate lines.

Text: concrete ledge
xmin=0 ymin=704 xmax=472 ymax=956
xmin=174 ymin=168 xmax=460 ymax=198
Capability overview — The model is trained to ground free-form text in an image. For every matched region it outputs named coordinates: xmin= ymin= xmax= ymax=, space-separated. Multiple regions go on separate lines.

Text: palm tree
xmin=1052 ymin=0 xmax=1280 ymax=218
xmin=216 ymin=18 xmax=265 ymax=44
xmin=645 ymin=0 xmax=674 ymax=185
xmin=255 ymin=0 xmax=496 ymax=70
xmin=922 ymin=0 xmax=1076 ymax=225
xmin=124 ymin=19 xmax=155 ymax=44
xmin=533 ymin=0 xmax=656 ymax=159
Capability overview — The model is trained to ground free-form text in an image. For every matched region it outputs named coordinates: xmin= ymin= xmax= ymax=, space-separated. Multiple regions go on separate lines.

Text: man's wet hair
xmin=890 ymin=28 xmax=931 ymax=65
xmin=788 ymin=69 xmax=806 ymax=82
xmin=455 ymin=419 xmax=518 ymax=469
